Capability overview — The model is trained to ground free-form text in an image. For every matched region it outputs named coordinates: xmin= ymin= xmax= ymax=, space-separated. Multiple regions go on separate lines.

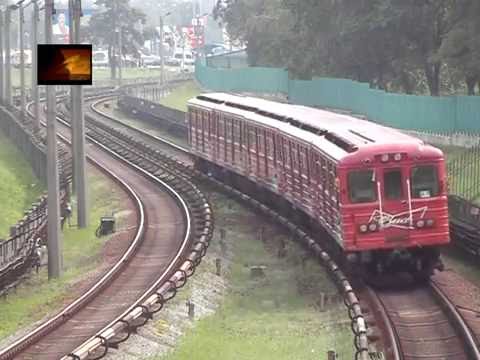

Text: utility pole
xmin=0 ymin=10 xmax=4 ymax=104
xmin=117 ymin=26 xmax=122 ymax=84
xmin=159 ymin=15 xmax=164 ymax=84
xmin=73 ymin=0 xmax=87 ymax=228
xmin=45 ymin=0 xmax=62 ymax=279
xmin=111 ymin=0 xmax=117 ymax=81
xmin=19 ymin=2 xmax=25 ymax=121
xmin=68 ymin=0 xmax=76 ymax=190
xmin=5 ymin=6 xmax=12 ymax=107
xmin=31 ymin=1 xmax=39 ymax=133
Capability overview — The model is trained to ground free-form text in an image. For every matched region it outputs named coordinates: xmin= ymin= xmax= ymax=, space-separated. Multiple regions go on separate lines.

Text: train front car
xmin=339 ymin=141 xmax=450 ymax=277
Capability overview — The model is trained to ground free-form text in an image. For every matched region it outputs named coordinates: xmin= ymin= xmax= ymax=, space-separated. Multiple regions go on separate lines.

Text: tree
xmin=214 ymin=0 xmax=296 ymax=69
xmin=439 ymin=0 xmax=480 ymax=95
xmin=215 ymin=0 xmax=478 ymax=96
xmin=88 ymin=0 xmax=146 ymax=79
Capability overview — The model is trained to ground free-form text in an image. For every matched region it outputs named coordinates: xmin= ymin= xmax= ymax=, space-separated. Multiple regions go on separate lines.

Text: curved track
xmin=0 ymin=89 xmax=211 ymax=359
xmin=87 ymin=92 xmax=372 ymax=360
xmin=91 ymin=91 xmax=480 ymax=360
xmin=368 ymin=281 xmax=480 ymax=360
xmin=89 ymin=96 xmax=192 ymax=163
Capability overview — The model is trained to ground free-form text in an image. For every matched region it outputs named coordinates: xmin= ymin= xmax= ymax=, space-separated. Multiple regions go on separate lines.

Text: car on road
xmin=141 ymin=54 xmax=162 ymax=67
xmin=166 ymin=51 xmax=194 ymax=66
xmin=93 ymin=50 xmax=109 ymax=67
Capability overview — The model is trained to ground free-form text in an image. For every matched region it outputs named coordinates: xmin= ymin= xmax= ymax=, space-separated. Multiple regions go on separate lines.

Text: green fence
xmin=206 ymin=50 xmax=249 ymax=69
xmin=195 ymin=63 xmax=480 ymax=133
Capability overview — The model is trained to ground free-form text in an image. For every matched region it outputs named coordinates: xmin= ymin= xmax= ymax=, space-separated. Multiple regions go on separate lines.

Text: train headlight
xmin=393 ymin=153 xmax=402 ymax=161
xmin=381 ymin=154 xmax=389 ymax=162
xmin=359 ymin=224 xmax=368 ymax=233
xmin=368 ymin=223 xmax=377 ymax=232
xmin=426 ymin=219 xmax=434 ymax=227
xmin=416 ymin=220 xmax=425 ymax=228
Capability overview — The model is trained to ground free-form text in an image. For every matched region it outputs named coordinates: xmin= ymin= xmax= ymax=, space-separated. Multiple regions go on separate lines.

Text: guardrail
xmin=0 ymin=102 xmax=72 ymax=293
xmin=448 ymin=195 xmax=480 ymax=256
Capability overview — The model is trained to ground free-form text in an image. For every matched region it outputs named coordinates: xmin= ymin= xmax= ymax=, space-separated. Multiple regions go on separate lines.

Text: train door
xmin=378 ymin=168 xmax=411 ymax=242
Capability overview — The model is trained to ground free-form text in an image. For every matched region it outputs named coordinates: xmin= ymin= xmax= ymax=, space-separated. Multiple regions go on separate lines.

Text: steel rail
xmin=86 ymin=92 xmax=369 ymax=360
xmin=0 ymin=88 xmax=199 ymax=359
xmin=93 ymin=85 xmax=480 ymax=359
xmin=364 ymin=286 xmax=402 ymax=360
xmin=90 ymin=96 xmax=190 ymax=154
xmin=370 ymin=282 xmax=480 ymax=360
xmin=429 ymin=281 xmax=480 ymax=359
xmin=52 ymin=94 xmax=213 ymax=359
xmin=0 ymin=105 xmax=147 ymax=360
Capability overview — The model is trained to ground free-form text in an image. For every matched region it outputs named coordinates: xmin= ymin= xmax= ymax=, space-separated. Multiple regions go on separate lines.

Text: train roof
xmin=188 ymin=92 xmax=442 ymax=163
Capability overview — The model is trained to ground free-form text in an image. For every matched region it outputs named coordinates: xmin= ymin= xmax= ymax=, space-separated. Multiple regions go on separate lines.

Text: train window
xmin=411 ymin=165 xmax=439 ymax=198
xmin=348 ymin=170 xmax=377 ymax=203
xmin=249 ymin=128 xmax=256 ymax=147
xmin=218 ymin=118 xmax=224 ymax=136
xmin=225 ymin=117 xmax=231 ymax=139
xmin=384 ymin=169 xmax=403 ymax=200
xmin=257 ymin=130 xmax=264 ymax=154
xmin=266 ymin=132 xmax=274 ymax=157
xmin=277 ymin=136 xmax=283 ymax=161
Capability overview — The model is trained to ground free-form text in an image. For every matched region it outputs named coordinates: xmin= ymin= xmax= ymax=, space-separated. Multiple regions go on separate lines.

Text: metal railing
xmin=447 ymin=143 xmax=480 ymax=202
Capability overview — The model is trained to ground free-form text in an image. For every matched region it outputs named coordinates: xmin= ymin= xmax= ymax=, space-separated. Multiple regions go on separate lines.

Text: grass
xmin=0 ymin=167 xmax=125 ymax=340
xmin=159 ymin=81 xmax=201 ymax=112
xmin=0 ymin=130 xmax=43 ymax=238
xmin=151 ymin=191 xmax=353 ymax=360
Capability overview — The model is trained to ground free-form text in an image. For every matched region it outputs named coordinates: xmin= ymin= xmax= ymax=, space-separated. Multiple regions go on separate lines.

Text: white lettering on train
xmin=369 ymin=206 xmax=428 ymax=229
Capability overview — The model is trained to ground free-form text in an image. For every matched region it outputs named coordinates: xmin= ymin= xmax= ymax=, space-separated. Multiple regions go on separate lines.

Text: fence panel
xmin=195 ymin=63 xmax=480 ymax=134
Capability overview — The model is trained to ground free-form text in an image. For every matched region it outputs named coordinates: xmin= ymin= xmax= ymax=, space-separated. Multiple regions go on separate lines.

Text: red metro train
xmin=187 ymin=93 xmax=450 ymax=276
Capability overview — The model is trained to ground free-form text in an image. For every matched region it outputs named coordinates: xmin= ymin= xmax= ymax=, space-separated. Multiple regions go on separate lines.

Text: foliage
xmin=159 ymin=80 xmax=201 ymax=111
xmin=153 ymin=191 xmax=352 ymax=360
xmin=0 ymin=169 xmax=124 ymax=340
xmin=214 ymin=0 xmax=480 ymax=96
xmin=86 ymin=0 xmax=146 ymax=79
xmin=0 ymin=131 xmax=42 ymax=238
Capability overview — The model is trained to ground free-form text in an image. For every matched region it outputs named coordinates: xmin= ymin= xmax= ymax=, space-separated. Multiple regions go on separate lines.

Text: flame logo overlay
xmin=37 ymin=44 xmax=92 ymax=85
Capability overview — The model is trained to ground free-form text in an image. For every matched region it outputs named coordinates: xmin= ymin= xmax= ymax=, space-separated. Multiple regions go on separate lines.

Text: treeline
xmin=214 ymin=0 xmax=480 ymax=96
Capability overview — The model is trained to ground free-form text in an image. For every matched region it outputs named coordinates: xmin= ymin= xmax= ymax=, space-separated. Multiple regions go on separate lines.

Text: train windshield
xmin=411 ymin=165 xmax=439 ymax=198
xmin=384 ymin=169 xmax=403 ymax=200
xmin=348 ymin=170 xmax=376 ymax=203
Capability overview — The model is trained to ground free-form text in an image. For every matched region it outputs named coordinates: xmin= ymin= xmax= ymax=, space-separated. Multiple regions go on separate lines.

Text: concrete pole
xmin=31 ymin=1 xmax=39 ymax=133
xmin=19 ymin=4 xmax=25 ymax=121
xmin=181 ymin=36 xmax=185 ymax=71
xmin=118 ymin=27 xmax=122 ymax=85
xmin=0 ymin=10 xmax=4 ymax=104
xmin=159 ymin=15 xmax=164 ymax=85
xmin=73 ymin=0 xmax=87 ymax=228
xmin=5 ymin=7 xmax=12 ymax=107
xmin=68 ymin=0 xmax=76 ymax=192
xmin=45 ymin=0 xmax=62 ymax=279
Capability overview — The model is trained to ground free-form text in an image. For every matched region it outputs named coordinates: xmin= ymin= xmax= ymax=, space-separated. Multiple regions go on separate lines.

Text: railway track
xmin=90 ymin=91 xmax=480 ymax=360
xmin=83 ymin=90 xmax=372 ymax=359
xmin=0 ymin=88 xmax=213 ymax=359
xmin=367 ymin=279 xmax=480 ymax=360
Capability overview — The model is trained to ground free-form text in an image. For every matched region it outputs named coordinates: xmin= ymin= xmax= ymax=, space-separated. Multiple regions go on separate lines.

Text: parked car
xmin=167 ymin=51 xmax=194 ymax=66
xmin=93 ymin=50 xmax=109 ymax=67
xmin=141 ymin=54 xmax=161 ymax=67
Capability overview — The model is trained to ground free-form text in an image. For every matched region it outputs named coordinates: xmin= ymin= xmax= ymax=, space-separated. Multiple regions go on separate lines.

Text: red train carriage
xmin=187 ymin=93 xmax=450 ymax=275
